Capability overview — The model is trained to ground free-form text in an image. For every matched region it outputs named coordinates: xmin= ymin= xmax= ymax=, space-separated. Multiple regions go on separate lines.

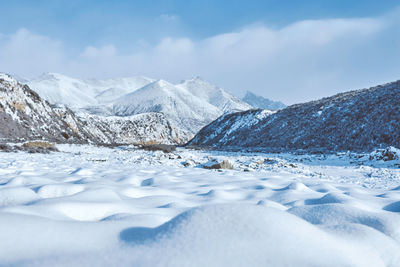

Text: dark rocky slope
xmin=188 ymin=80 xmax=400 ymax=152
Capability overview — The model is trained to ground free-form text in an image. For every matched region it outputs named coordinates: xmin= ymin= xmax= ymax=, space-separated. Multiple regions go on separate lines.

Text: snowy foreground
xmin=1 ymin=145 xmax=400 ymax=266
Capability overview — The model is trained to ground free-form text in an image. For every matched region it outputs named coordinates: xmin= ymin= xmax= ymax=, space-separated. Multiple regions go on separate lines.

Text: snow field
xmin=0 ymin=145 xmax=400 ymax=266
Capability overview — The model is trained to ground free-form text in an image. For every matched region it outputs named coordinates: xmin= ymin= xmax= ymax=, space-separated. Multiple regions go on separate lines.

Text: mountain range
xmin=0 ymin=73 xmax=187 ymax=145
xmin=26 ymin=73 xmax=252 ymax=136
xmin=6 ymin=70 xmax=396 ymax=153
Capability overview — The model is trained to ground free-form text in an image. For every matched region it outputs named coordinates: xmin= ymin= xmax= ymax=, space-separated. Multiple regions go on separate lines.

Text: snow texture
xmin=0 ymin=145 xmax=400 ymax=266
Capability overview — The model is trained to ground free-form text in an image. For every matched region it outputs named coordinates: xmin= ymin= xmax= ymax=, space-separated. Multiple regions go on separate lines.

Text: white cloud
xmin=0 ymin=28 xmax=66 ymax=76
xmin=0 ymin=11 xmax=399 ymax=104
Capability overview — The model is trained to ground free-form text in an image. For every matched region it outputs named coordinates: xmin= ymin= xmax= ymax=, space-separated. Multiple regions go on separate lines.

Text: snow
xmin=112 ymin=79 xmax=222 ymax=134
xmin=177 ymin=77 xmax=252 ymax=113
xmin=0 ymin=73 xmax=18 ymax=85
xmin=0 ymin=145 xmax=400 ymax=266
xmin=27 ymin=73 xmax=155 ymax=109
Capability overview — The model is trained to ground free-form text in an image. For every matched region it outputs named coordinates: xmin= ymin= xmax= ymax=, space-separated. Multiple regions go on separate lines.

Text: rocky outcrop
xmin=189 ymin=80 xmax=400 ymax=152
xmin=0 ymin=73 xmax=90 ymax=143
xmin=77 ymin=112 xmax=189 ymax=145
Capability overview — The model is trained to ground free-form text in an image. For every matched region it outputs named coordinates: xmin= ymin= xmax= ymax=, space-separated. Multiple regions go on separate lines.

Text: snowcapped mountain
xmin=112 ymin=79 xmax=222 ymax=134
xmin=177 ymin=77 xmax=252 ymax=113
xmin=26 ymin=73 xmax=253 ymax=137
xmin=189 ymin=80 xmax=400 ymax=152
xmin=242 ymin=91 xmax=286 ymax=110
xmin=27 ymin=73 xmax=155 ymax=108
xmin=0 ymin=73 xmax=185 ymax=144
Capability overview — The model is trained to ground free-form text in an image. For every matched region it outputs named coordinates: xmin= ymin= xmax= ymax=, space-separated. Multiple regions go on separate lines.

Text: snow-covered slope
xmin=177 ymin=77 xmax=252 ymax=113
xmin=189 ymin=80 xmax=400 ymax=152
xmin=80 ymin=112 xmax=189 ymax=145
xmin=0 ymin=74 xmax=186 ymax=144
xmin=112 ymin=80 xmax=223 ymax=134
xmin=27 ymin=73 xmax=98 ymax=108
xmin=242 ymin=91 xmax=286 ymax=110
xmin=27 ymin=73 xmax=155 ymax=108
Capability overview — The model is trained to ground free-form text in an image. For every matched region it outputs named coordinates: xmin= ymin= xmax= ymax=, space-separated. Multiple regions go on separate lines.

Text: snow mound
xmin=1 ymin=146 xmax=400 ymax=266
xmin=118 ymin=204 xmax=396 ymax=266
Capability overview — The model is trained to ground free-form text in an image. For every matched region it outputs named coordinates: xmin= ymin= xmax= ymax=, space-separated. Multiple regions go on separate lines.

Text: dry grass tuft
xmin=12 ymin=101 xmax=26 ymax=112
xmin=22 ymin=141 xmax=56 ymax=149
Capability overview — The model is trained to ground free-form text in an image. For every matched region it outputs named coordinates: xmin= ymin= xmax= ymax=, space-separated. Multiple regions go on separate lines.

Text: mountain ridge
xmin=188 ymin=79 xmax=400 ymax=152
xmin=26 ymin=73 xmax=254 ymax=137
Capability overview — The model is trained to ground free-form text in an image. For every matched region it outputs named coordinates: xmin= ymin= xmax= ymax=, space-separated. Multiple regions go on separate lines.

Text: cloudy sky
xmin=0 ymin=0 xmax=399 ymax=104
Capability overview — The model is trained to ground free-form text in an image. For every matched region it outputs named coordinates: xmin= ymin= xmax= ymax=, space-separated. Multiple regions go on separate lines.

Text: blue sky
xmin=1 ymin=0 xmax=398 ymax=46
xmin=0 ymin=0 xmax=400 ymax=103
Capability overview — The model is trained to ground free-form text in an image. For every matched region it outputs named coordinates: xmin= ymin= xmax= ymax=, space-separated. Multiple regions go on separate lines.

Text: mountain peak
xmin=34 ymin=72 xmax=78 ymax=83
xmin=0 ymin=73 xmax=17 ymax=84
xmin=193 ymin=76 xmax=205 ymax=81
xmin=38 ymin=72 xmax=61 ymax=79
xmin=244 ymin=90 xmax=256 ymax=98
xmin=242 ymin=91 xmax=286 ymax=110
xmin=154 ymin=79 xmax=171 ymax=87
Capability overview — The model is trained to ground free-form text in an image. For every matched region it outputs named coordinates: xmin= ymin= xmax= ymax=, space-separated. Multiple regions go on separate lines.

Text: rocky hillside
xmin=189 ymin=80 xmax=400 ymax=152
xmin=0 ymin=74 xmax=186 ymax=145
xmin=78 ymin=112 xmax=188 ymax=145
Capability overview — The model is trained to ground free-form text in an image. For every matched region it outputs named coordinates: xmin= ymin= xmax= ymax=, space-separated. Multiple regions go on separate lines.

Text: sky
xmin=0 ymin=0 xmax=400 ymax=104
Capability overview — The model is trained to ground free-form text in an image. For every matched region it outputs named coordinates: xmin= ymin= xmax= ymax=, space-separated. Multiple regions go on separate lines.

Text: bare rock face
xmin=0 ymin=74 xmax=187 ymax=145
xmin=189 ymin=80 xmax=400 ymax=153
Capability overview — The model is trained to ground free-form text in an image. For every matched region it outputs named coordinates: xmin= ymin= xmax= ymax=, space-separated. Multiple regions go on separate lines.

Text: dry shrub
xmin=140 ymin=140 xmax=159 ymax=145
xmin=22 ymin=141 xmax=56 ymax=149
